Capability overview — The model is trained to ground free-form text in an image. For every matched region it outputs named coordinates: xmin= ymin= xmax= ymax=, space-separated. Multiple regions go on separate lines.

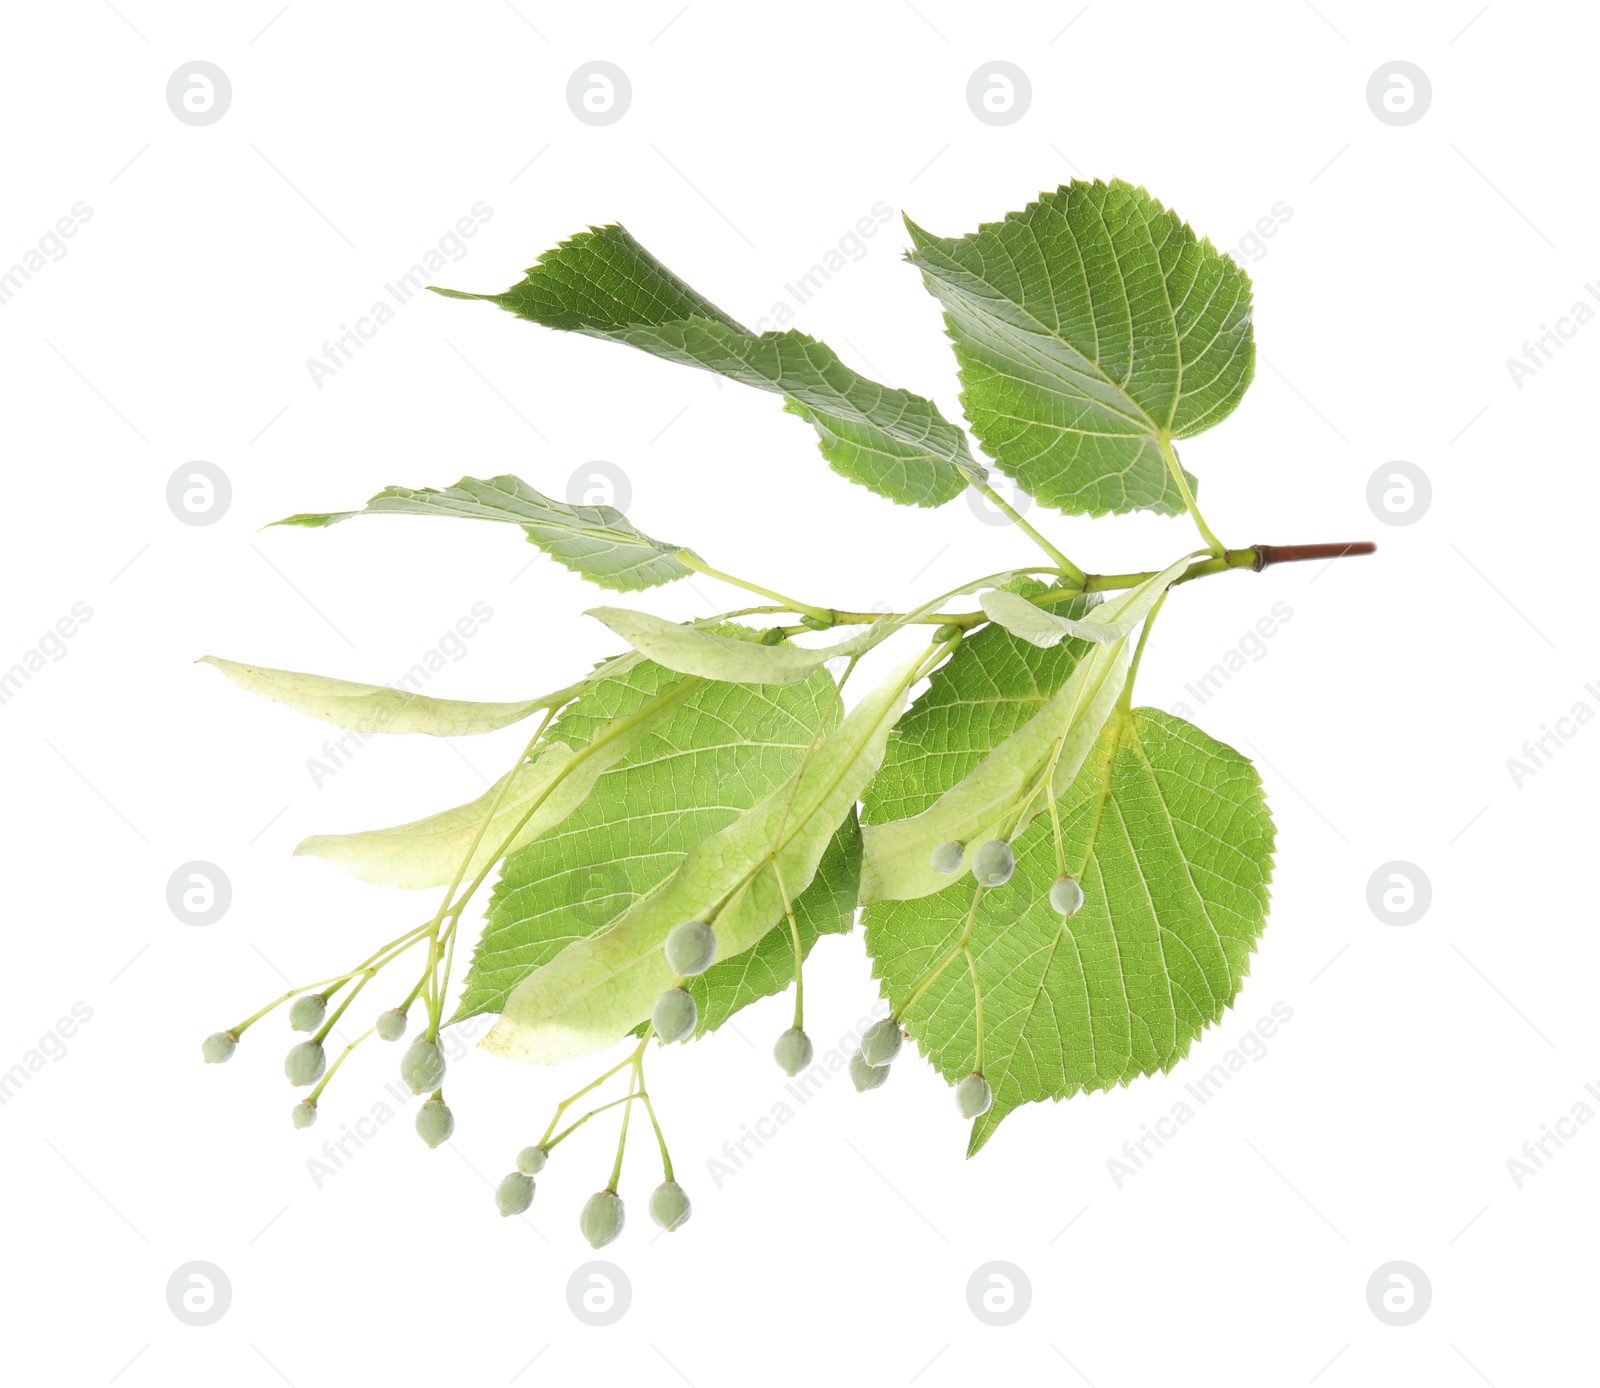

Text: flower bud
xmin=291 ymin=1100 xmax=318 ymax=1130
xmin=375 ymin=1008 xmax=408 ymax=1042
xmin=971 ymin=838 xmax=1015 ymax=887
xmin=649 ymin=1180 xmax=692 ymax=1232
xmin=517 ymin=1145 xmax=549 ymax=1176
xmin=579 ymin=1190 xmax=626 ymax=1248
xmin=415 ymin=1097 xmax=455 ymax=1148
xmin=772 ymin=1027 xmax=814 ymax=1076
xmin=400 ymin=1038 xmax=447 ymax=1095
xmin=955 ymin=1072 xmax=993 ymax=1119
xmin=201 ymin=1031 xmax=237 ymax=1065
xmin=288 ymin=994 xmax=326 ymax=1033
xmin=849 ymin=1048 xmax=890 ymax=1092
xmin=664 ymin=919 xmax=717 ymax=976
xmin=929 ymin=839 xmax=965 ymax=875
xmin=1050 ymin=875 xmax=1085 ymax=917
xmin=652 ymin=987 xmax=697 ymax=1043
xmin=284 ymin=1040 xmax=326 ymax=1087
xmin=860 ymin=1018 xmax=902 ymax=1068
xmin=496 ymin=1171 xmax=534 ymax=1217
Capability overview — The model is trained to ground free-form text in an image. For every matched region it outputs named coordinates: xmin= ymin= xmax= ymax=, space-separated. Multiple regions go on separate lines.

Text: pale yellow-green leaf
xmin=482 ymin=656 xmax=919 ymax=1065
xmin=855 ymin=569 xmax=1183 ymax=905
xmin=977 ymin=555 xmax=1191 ymax=647
xmin=584 ymin=608 xmax=884 ymax=685
xmin=295 ymin=676 xmax=701 ymax=888
xmin=201 ymin=655 xmax=548 ymax=736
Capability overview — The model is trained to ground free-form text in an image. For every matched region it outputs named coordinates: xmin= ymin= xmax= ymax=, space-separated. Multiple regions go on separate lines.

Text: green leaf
xmin=200 ymin=655 xmax=548 ymax=737
xmin=863 ymin=708 xmax=1274 ymax=1154
xmin=454 ymin=648 xmax=846 ymax=1021
xmin=978 ymin=554 xmax=1193 ymax=647
xmin=858 ymin=565 xmax=1187 ymax=905
xmin=434 ymin=224 xmax=976 ymax=508
xmin=906 ymin=180 xmax=1254 ymax=517
xmin=687 ymin=808 xmax=862 ymax=1037
xmin=272 ymin=474 xmax=693 ymax=592
xmin=480 ymin=655 xmax=917 ymax=1064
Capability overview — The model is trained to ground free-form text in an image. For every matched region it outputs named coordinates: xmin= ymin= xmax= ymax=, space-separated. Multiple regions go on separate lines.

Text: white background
xmin=2 ymin=2 xmax=1596 ymax=1384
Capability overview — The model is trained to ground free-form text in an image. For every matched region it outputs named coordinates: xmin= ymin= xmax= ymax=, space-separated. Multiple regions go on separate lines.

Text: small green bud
xmin=415 ymin=1097 xmax=455 ymax=1149
xmin=759 ymin=626 xmax=787 ymax=646
xmin=932 ymin=622 xmax=963 ymax=644
xmin=860 ymin=1018 xmax=902 ymax=1067
xmin=955 ymin=1072 xmax=993 ymax=1119
xmin=652 ymin=987 xmax=697 ymax=1043
xmin=375 ymin=1008 xmax=408 ymax=1042
xmin=929 ymin=839 xmax=965 ymax=875
xmin=971 ymin=838 xmax=1015 ymax=887
xmin=1050 ymin=875 xmax=1085 ymax=917
xmin=291 ymin=1100 xmax=318 ymax=1130
xmin=800 ymin=612 xmax=834 ymax=631
xmin=649 ymin=1180 xmax=692 ymax=1232
xmin=664 ymin=919 xmax=717 ymax=976
xmin=284 ymin=1040 xmax=326 ymax=1087
xmin=517 ymin=1145 xmax=549 ymax=1176
xmin=579 ymin=1190 xmax=626 ymax=1248
xmin=400 ymin=1038 xmax=447 ymax=1095
xmin=773 ymin=1027 xmax=814 ymax=1076
xmin=201 ymin=1030 xmax=237 ymax=1065
xmin=496 ymin=1171 xmax=535 ymax=1217
xmin=288 ymin=993 xmax=326 ymax=1032
xmin=849 ymin=1048 xmax=890 ymax=1092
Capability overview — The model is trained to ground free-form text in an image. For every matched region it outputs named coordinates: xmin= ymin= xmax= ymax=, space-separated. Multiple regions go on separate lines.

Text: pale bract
xmin=482 ymin=656 xmax=919 ymax=1064
xmin=200 ymin=655 xmax=547 ymax=737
